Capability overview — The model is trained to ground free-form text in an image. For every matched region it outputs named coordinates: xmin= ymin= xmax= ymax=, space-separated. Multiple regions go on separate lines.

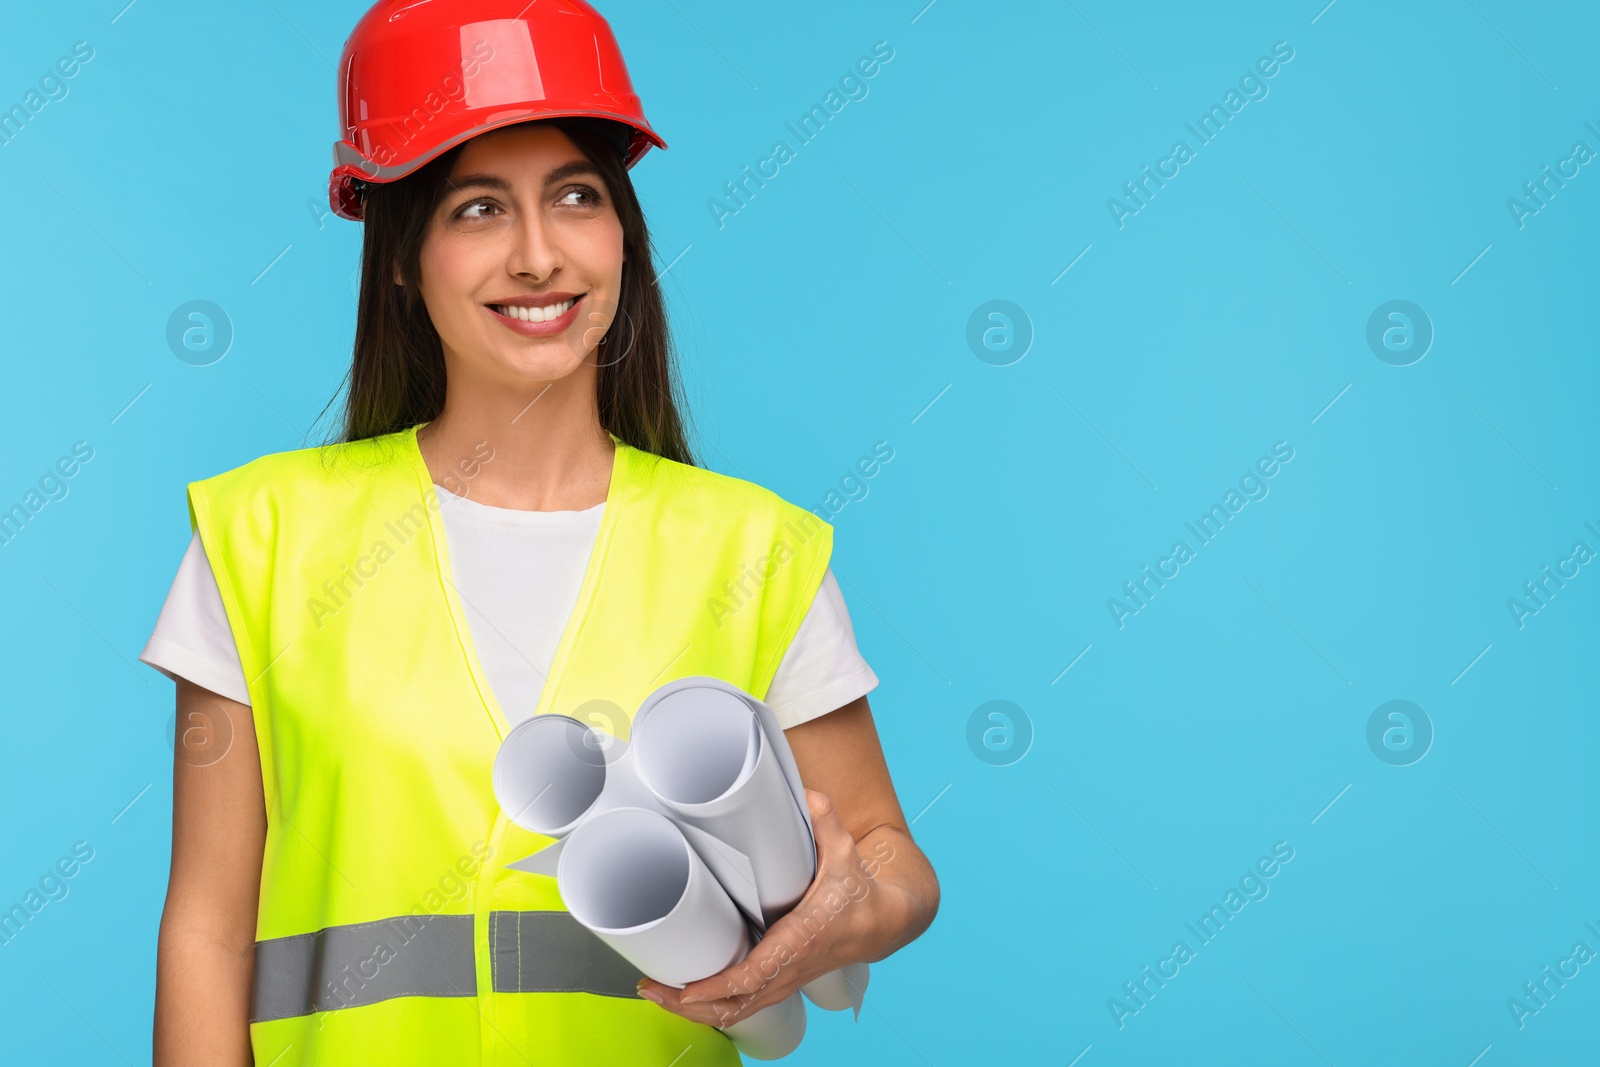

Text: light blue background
xmin=2 ymin=1 xmax=1596 ymax=1064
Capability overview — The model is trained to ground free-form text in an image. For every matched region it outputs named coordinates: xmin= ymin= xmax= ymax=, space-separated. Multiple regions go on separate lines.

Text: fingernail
xmin=639 ymin=989 xmax=663 ymax=1004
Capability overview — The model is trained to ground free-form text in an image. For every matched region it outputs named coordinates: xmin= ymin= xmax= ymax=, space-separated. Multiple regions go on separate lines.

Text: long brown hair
xmin=312 ymin=118 xmax=698 ymax=467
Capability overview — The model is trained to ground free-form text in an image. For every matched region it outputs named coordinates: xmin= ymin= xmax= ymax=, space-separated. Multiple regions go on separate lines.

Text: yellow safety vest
xmin=185 ymin=420 xmax=833 ymax=1066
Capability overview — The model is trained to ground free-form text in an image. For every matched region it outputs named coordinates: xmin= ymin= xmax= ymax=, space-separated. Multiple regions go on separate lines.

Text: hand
xmin=635 ymin=788 xmax=907 ymax=1030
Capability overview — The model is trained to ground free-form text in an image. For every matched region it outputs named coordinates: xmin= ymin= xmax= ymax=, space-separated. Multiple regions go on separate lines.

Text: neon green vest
xmin=186 ymin=421 xmax=832 ymax=1066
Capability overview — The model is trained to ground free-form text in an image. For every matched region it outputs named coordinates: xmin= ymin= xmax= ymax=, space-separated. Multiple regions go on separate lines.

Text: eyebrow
xmin=446 ymin=160 xmax=604 ymax=197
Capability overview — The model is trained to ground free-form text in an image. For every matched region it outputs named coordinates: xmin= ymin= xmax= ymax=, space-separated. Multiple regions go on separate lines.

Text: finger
xmin=686 ymin=911 xmax=824 ymax=1004
xmin=705 ymin=991 xmax=777 ymax=1028
xmin=805 ymin=787 xmax=845 ymax=835
xmin=683 ymin=917 xmax=828 ymax=1006
xmin=699 ymin=972 xmax=806 ymax=1026
xmin=637 ymin=977 xmax=674 ymax=1002
xmin=638 ymin=980 xmax=730 ymax=1027
xmin=676 ymin=953 xmax=769 ymax=1004
xmin=640 ymin=993 xmax=726 ymax=1029
xmin=806 ymin=789 xmax=867 ymax=872
xmin=641 ymin=982 xmax=780 ymax=1029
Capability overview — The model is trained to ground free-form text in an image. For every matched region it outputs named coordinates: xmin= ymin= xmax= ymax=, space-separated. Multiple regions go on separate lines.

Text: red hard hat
xmin=328 ymin=0 xmax=667 ymax=222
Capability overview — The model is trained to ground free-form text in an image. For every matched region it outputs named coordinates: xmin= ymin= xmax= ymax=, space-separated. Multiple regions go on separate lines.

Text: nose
xmin=502 ymin=203 xmax=562 ymax=281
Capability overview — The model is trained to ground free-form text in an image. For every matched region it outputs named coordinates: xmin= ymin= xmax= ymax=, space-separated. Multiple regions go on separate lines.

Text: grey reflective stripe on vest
xmin=251 ymin=911 xmax=642 ymax=1023
xmin=489 ymin=910 xmax=645 ymax=996
xmin=250 ymin=913 xmax=476 ymax=1023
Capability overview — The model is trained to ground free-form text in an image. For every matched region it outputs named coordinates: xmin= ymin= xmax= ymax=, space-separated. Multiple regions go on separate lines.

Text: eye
xmin=454 ymin=198 xmax=502 ymax=220
xmin=559 ymin=184 xmax=604 ymax=208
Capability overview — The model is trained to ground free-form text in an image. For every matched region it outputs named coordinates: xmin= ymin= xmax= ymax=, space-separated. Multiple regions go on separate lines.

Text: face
xmin=408 ymin=123 xmax=625 ymax=389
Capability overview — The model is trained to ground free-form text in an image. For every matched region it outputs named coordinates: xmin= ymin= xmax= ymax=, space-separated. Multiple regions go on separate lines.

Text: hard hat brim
xmin=329 ymin=109 xmax=667 ymax=222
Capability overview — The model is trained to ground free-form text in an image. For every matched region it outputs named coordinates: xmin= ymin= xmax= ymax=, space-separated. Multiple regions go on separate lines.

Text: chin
xmin=496 ymin=346 xmax=590 ymax=384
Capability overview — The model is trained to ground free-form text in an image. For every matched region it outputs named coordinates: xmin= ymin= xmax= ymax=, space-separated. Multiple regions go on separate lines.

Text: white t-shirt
xmin=139 ymin=481 xmax=877 ymax=731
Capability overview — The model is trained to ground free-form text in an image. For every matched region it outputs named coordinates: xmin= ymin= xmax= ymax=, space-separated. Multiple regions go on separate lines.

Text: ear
xmin=392 ymin=264 xmax=403 ymax=287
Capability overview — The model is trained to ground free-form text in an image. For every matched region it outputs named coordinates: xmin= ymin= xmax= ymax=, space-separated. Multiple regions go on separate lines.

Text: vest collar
xmin=398 ymin=420 xmax=634 ymax=741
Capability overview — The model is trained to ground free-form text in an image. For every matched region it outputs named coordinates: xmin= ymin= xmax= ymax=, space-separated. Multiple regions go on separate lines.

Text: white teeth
xmin=493 ymin=298 xmax=575 ymax=322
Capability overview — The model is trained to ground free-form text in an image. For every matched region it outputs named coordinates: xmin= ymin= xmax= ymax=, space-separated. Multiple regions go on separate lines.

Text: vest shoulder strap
xmin=184 ymin=431 xmax=413 ymax=685
xmin=585 ymin=444 xmax=835 ymax=702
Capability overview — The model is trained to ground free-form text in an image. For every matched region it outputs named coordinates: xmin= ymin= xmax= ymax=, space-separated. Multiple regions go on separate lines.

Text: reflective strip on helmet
xmin=489 ymin=910 xmax=645 ymax=996
xmin=250 ymin=911 xmax=643 ymax=1022
xmin=332 ymin=108 xmax=644 ymax=182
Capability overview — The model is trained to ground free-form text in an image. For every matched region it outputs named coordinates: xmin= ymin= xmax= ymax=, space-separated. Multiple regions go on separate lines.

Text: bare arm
xmin=782 ymin=693 xmax=941 ymax=957
xmin=153 ymin=677 xmax=266 ymax=1066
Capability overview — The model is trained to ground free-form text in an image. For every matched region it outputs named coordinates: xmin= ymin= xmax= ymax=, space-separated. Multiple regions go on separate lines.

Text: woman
xmin=142 ymin=1 xmax=938 ymax=1064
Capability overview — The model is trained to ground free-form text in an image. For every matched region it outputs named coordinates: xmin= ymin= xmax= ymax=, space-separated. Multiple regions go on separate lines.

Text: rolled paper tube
xmin=631 ymin=685 xmax=814 ymax=923
xmin=632 ymin=679 xmax=869 ymax=1017
xmin=492 ymin=712 xmax=668 ymax=841
xmin=557 ymin=805 xmax=806 ymax=1060
xmin=720 ymin=988 xmax=808 ymax=1061
xmin=798 ymin=962 xmax=870 ymax=1013
xmin=493 ymin=681 xmax=867 ymax=1024
xmin=491 ymin=714 xmax=611 ymax=837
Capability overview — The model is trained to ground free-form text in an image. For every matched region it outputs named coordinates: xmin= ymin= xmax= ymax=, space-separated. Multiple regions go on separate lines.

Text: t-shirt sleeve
xmin=764 ymin=567 xmax=879 ymax=730
xmin=138 ymin=529 xmax=253 ymax=706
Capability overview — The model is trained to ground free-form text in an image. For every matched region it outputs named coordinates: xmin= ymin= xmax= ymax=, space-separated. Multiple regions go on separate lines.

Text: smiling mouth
xmin=487 ymin=295 xmax=583 ymax=322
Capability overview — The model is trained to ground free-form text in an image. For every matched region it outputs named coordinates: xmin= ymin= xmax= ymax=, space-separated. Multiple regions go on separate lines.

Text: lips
xmin=487 ymin=295 xmax=581 ymax=323
xmin=485 ymin=294 xmax=585 ymax=336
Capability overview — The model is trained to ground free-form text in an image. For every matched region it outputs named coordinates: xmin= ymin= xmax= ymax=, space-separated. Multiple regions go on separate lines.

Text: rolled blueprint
xmin=631 ymin=678 xmax=870 ymax=1015
xmin=492 ymin=712 xmax=636 ymax=836
xmin=493 ymin=712 xmax=767 ymax=922
xmin=632 ymin=684 xmax=812 ymax=922
xmin=558 ymin=805 xmax=806 ymax=1061
xmin=490 ymin=677 xmax=870 ymax=1032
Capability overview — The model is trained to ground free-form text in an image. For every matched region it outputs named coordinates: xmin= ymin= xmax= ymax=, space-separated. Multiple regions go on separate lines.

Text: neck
xmin=416 ymin=375 xmax=614 ymax=511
